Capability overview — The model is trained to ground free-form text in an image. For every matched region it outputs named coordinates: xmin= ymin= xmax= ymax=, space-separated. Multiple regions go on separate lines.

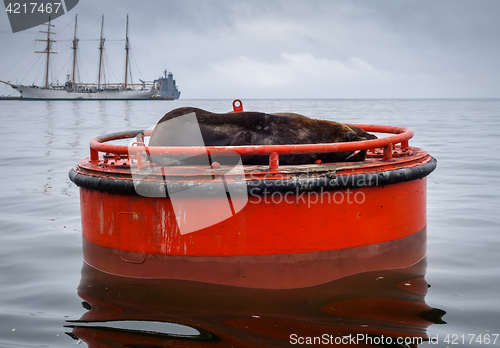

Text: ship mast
xmin=97 ymin=15 xmax=105 ymax=89
xmin=124 ymin=14 xmax=130 ymax=90
xmin=35 ymin=16 xmax=56 ymax=88
xmin=71 ymin=14 xmax=78 ymax=84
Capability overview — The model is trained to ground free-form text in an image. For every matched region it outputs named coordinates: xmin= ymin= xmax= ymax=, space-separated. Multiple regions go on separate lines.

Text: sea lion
xmin=271 ymin=112 xmax=378 ymax=140
xmin=148 ymin=107 xmax=369 ymax=166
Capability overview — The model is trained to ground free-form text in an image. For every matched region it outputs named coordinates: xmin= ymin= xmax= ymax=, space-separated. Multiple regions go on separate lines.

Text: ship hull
xmin=15 ymin=85 xmax=157 ymax=100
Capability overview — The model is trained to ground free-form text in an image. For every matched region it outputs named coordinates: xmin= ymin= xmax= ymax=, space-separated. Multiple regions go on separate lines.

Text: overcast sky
xmin=1 ymin=0 xmax=499 ymax=98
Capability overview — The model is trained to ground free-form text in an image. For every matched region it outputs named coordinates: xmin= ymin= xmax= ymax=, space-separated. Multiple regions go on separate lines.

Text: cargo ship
xmin=150 ymin=70 xmax=181 ymax=100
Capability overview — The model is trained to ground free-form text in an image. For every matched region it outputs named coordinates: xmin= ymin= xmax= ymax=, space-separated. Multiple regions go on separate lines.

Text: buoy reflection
xmin=67 ymin=256 xmax=445 ymax=347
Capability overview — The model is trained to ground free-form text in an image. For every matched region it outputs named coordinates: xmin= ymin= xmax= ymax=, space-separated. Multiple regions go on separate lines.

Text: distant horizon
xmin=1 ymin=95 xmax=499 ymax=100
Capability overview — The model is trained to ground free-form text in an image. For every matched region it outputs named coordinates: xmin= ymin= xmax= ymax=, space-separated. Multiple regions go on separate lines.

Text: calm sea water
xmin=0 ymin=99 xmax=499 ymax=347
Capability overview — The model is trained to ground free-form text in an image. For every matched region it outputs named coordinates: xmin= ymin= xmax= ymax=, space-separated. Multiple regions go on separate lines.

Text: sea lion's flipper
xmin=346 ymin=131 xmax=358 ymax=141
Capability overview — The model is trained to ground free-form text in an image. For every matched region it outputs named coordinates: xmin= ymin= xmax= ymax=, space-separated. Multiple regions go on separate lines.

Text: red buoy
xmin=70 ymin=101 xmax=436 ymax=289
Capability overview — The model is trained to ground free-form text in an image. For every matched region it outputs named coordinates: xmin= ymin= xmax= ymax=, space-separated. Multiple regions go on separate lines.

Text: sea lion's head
xmin=345 ymin=124 xmax=378 ymax=141
xmin=342 ymin=124 xmax=378 ymax=162
xmin=323 ymin=123 xmax=368 ymax=162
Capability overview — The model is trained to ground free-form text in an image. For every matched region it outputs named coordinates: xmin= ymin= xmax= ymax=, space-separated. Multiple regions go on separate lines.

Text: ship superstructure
xmin=152 ymin=70 xmax=181 ymax=100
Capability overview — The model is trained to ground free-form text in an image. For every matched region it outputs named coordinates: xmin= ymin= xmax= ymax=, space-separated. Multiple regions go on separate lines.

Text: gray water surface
xmin=0 ymin=99 xmax=499 ymax=347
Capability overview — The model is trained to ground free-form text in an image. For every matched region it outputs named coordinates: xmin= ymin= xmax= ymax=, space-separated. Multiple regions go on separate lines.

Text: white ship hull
xmin=15 ymin=85 xmax=157 ymax=100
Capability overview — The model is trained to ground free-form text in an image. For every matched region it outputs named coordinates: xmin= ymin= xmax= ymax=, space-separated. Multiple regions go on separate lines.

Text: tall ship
xmin=1 ymin=15 xmax=180 ymax=100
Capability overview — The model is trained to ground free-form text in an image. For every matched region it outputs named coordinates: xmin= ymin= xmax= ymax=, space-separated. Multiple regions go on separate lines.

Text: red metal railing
xmin=89 ymin=124 xmax=413 ymax=167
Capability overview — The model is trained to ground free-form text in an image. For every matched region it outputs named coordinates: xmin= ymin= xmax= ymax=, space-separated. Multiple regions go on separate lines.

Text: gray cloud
xmin=1 ymin=0 xmax=499 ymax=98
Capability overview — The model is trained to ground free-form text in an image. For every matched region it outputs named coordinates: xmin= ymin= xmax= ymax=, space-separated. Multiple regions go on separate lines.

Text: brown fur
xmin=271 ymin=113 xmax=377 ymax=140
xmin=149 ymin=107 xmax=368 ymax=165
xmin=345 ymin=124 xmax=378 ymax=140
